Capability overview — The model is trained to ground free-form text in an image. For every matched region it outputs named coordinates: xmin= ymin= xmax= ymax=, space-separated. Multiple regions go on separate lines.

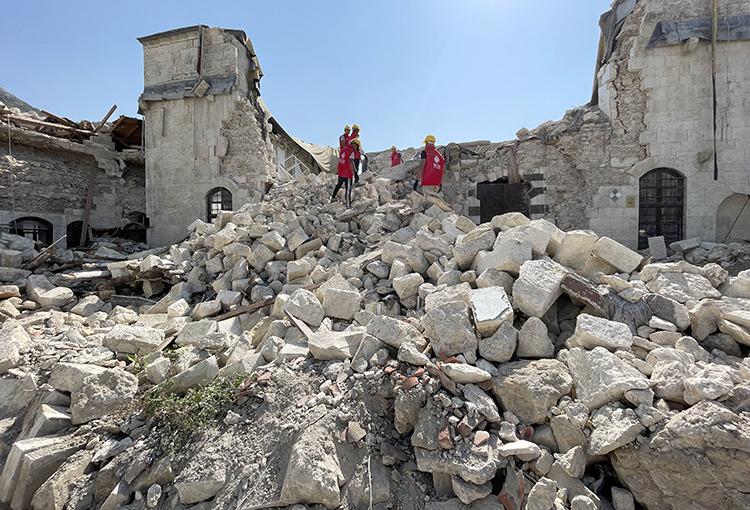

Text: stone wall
xmin=140 ymin=27 xmax=275 ymax=246
xmin=0 ymin=140 xmax=145 ymax=244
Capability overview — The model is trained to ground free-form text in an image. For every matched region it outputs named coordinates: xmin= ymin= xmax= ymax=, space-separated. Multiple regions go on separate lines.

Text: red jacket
xmin=421 ymin=145 xmax=445 ymax=186
xmin=337 ymin=146 xmax=354 ymax=178
xmin=339 ymin=134 xmax=349 ymax=150
xmin=390 ymin=151 xmax=402 ymax=167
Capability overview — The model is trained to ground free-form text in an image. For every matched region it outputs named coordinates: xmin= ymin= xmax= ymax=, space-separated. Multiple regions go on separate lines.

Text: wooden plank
xmin=23 ymin=235 xmax=67 ymax=270
xmin=79 ymin=168 xmax=97 ymax=246
xmin=94 ymin=104 xmax=117 ymax=134
xmin=215 ymin=282 xmax=323 ymax=322
xmin=7 ymin=115 xmax=94 ymax=135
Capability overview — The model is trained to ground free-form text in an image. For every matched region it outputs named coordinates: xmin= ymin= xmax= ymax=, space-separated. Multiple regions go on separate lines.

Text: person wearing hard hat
xmin=417 ymin=134 xmax=445 ymax=198
xmin=390 ymin=146 xmax=402 ymax=167
xmin=339 ymin=125 xmax=351 ymax=150
xmin=332 ymin=138 xmax=357 ymax=207
xmin=350 ymin=124 xmax=362 ymax=184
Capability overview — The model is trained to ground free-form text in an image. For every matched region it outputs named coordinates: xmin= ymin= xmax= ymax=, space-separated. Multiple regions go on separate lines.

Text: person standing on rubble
xmin=390 ymin=146 xmax=402 ymax=167
xmin=350 ymin=124 xmax=362 ymax=184
xmin=416 ymin=134 xmax=445 ymax=198
xmin=339 ymin=125 xmax=351 ymax=150
xmin=332 ymin=138 xmax=359 ymax=207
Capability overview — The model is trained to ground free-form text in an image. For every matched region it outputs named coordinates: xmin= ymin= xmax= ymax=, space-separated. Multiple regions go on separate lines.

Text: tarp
xmin=140 ymin=75 xmax=236 ymax=101
xmin=293 ymin=139 xmax=339 ymax=174
xmin=599 ymin=0 xmax=637 ymax=63
xmin=648 ymin=15 xmax=750 ymax=47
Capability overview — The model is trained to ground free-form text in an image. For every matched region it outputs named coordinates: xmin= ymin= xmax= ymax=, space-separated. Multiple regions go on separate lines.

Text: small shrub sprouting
xmin=143 ymin=373 xmax=246 ymax=451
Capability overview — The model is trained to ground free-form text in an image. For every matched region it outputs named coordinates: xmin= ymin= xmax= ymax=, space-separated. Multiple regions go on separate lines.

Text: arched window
xmin=10 ymin=217 xmax=53 ymax=246
xmin=206 ymin=187 xmax=232 ymax=222
xmin=638 ymin=168 xmax=685 ymax=249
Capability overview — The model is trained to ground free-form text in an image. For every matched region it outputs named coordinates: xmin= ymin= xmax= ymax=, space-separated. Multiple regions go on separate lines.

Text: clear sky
xmin=3 ymin=1 xmax=606 ymax=151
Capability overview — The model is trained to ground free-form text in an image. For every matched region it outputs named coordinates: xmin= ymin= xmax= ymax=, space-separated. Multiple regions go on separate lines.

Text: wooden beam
xmin=6 ymin=115 xmax=95 ymax=135
xmin=79 ymin=168 xmax=97 ymax=246
xmin=94 ymin=104 xmax=117 ymax=134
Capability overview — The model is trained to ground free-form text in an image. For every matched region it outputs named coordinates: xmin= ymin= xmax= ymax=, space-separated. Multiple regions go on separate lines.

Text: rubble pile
xmin=666 ymin=237 xmax=750 ymax=274
xmin=1 ymin=170 xmax=749 ymax=510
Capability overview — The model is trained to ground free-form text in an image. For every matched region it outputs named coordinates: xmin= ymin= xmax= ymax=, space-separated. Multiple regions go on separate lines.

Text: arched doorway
xmin=9 ymin=217 xmax=53 ymax=246
xmin=206 ymin=187 xmax=232 ymax=222
xmin=638 ymin=168 xmax=685 ymax=249
xmin=66 ymin=221 xmax=87 ymax=248
xmin=716 ymin=193 xmax=750 ymax=242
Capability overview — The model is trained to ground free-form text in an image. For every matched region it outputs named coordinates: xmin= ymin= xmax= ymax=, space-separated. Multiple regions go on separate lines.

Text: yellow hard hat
xmin=352 ymin=124 xmax=360 ymax=131
xmin=350 ymin=138 xmax=361 ymax=146
xmin=344 ymin=125 xmax=351 ymax=132
xmin=424 ymin=134 xmax=436 ymax=144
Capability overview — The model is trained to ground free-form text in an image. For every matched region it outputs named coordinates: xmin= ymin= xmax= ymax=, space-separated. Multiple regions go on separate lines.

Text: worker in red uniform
xmin=350 ymin=124 xmax=362 ymax=184
xmin=339 ymin=125 xmax=351 ymax=150
xmin=332 ymin=138 xmax=358 ymax=207
xmin=417 ymin=135 xmax=445 ymax=198
xmin=390 ymin=146 xmax=402 ymax=167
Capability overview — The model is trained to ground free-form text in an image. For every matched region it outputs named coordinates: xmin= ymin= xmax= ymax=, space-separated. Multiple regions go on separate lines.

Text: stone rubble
xmin=0 ymin=171 xmax=747 ymax=510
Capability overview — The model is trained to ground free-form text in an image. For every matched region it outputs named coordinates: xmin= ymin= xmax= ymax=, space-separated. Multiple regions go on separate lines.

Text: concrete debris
xmin=0 ymin=164 xmax=747 ymax=510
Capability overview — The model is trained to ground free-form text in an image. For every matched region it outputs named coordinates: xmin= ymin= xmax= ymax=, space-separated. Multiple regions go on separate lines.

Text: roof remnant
xmin=648 ymin=14 xmax=750 ymax=47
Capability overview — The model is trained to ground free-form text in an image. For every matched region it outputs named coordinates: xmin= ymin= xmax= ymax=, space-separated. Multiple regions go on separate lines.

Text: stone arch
xmin=716 ymin=193 xmax=750 ymax=242
xmin=10 ymin=217 xmax=54 ymax=246
xmin=206 ymin=187 xmax=233 ymax=222
xmin=638 ymin=168 xmax=685 ymax=249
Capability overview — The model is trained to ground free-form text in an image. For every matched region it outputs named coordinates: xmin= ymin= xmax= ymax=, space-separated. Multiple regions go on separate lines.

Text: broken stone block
xmin=566 ymin=347 xmax=650 ymax=410
xmin=393 ymin=273 xmax=424 ymax=301
xmin=308 ymin=330 xmax=362 ymax=360
xmin=70 ymin=295 xmax=104 ymax=317
xmin=527 ymin=477 xmax=557 ymax=510
xmin=462 ymin=384 xmax=500 ymax=422
xmin=248 ymin=244 xmax=275 ymax=272
xmin=71 ymin=369 xmax=139 ymax=424
xmin=48 ymin=362 xmax=108 ymax=393
xmin=0 ymin=267 xmax=31 ymax=283
xmin=363 ymin=317 xmax=424 ymax=354
xmin=492 ymin=359 xmax=573 ymax=425
xmin=475 ymin=268 xmax=514 ymax=294
xmin=397 ymin=342 xmax=430 ymax=366
xmin=588 ymin=404 xmax=644 ymax=455
xmin=280 ymin=426 xmax=342 ymax=508
xmin=452 ymin=226 xmax=496 ymax=270
xmin=145 ymin=357 xmax=171 ymax=384
xmin=569 ymin=313 xmax=633 ymax=351
xmin=644 ymin=294 xmax=690 ymax=331
xmin=103 ymin=324 xmax=165 ymax=354
xmin=554 ymin=445 xmax=585 ymax=479
xmin=512 ymin=259 xmax=567 ymax=318
xmin=441 ymin=363 xmax=491 ymax=384
xmin=683 ymin=365 xmax=734 ymax=405
xmin=555 ymin=230 xmax=598 ymax=270
xmin=192 ymin=299 xmax=221 ymax=320
xmin=648 ymin=236 xmax=667 ymax=260
xmin=591 ymin=237 xmax=643 ymax=273
xmin=322 ymin=287 xmax=361 ymax=320
xmin=284 ymin=288 xmax=324 ymax=327
xmin=415 ymin=447 xmax=497 ymax=486
xmin=24 ymin=404 xmax=71 ymax=439
xmin=517 ymin=317 xmax=554 ymax=359
xmin=174 ymin=467 xmax=226 ymax=505
xmin=422 ymin=301 xmax=477 ymax=362
xmin=498 ymin=439 xmax=542 ymax=461
xmin=0 ymin=249 xmax=22 ymax=268
xmin=469 ymin=286 xmax=513 ymax=337
xmin=646 ymin=272 xmax=721 ymax=303
xmin=30 ymin=450 xmax=92 ymax=510
xmin=287 ymin=258 xmax=313 ymax=281
xmin=478 ymin=320 xmax=518 ymax=363
xmin=164 ymin=356 xmax=219 ymax=394
xmin=474 ymin=238 xmax=533 ymax=276
xmin=451 ymin=476 xmax=492 ymax=505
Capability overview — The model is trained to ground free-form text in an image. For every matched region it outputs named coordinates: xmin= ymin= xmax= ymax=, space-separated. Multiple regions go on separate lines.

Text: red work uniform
xmin=337 ymin=145 xmax=354 ymax=178
xmin=390 ymin=151 xmax=402 ymax=167
xmin=339 ymin=133 xmax=351 ymax=150
xmin=421 ymin=145 xmax=445 ymax=186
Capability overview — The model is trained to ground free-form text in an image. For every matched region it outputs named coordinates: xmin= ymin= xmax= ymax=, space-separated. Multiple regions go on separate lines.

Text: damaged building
xmin=0 ymin=96 xmax=147 ymax=248
xmin=2 ymin=0 xmax=750 ymax=252
xmin=372 ymin=0 xmax=750 ymax=251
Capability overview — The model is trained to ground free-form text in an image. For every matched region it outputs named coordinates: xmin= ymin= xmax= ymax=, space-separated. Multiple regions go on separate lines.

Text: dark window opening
xmin=66 ymin=221 xmax=88 ymax=248
xmin=206 ymin=187 xmax=232 ymax=222
xmin=638 ymin=168 xmax=685 ymax=250
xmin=477 ymin=178 xmax=531 ymax=224
xmin=9 ymin=217 xmax=53 ymax=246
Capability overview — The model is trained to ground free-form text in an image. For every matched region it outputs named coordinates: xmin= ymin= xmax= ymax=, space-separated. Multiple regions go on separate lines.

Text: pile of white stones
xmin=0 ymin=171 xmax=749 ymax=510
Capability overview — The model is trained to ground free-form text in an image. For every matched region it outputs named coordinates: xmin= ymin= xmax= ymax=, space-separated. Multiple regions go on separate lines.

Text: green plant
xmin=126 ymin=354 xmax=147 ymax=374
xmin=143 ymin=373 xmax=246 ymax=451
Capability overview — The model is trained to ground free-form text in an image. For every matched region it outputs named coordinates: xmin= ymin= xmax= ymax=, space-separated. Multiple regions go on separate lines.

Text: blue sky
xmin=3 ymin=1 xmax=605 ymax=151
